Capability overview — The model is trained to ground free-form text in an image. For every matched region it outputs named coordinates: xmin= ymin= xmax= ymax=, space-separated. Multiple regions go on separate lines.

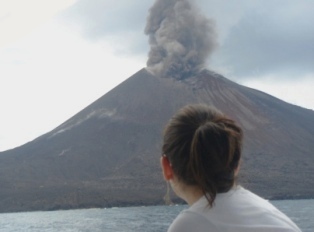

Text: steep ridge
xmin=0 ymin=68 xmax=313 ymax=212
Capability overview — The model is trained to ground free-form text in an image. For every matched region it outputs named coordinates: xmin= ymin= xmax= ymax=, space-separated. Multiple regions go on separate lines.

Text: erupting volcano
xmin=0 ymin=0 xmax=313 ymax=213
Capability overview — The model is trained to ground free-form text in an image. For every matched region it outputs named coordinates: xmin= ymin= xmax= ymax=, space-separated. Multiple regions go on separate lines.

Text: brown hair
xmin=162 ymin=104 xmax=243 ymax=206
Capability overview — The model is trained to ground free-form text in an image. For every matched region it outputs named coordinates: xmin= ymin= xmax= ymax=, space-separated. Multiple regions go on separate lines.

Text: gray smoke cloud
xmin=145 ymin=0 xmax=217 ymax=80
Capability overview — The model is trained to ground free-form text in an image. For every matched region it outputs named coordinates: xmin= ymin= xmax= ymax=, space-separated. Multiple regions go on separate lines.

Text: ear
xmin=234 ymin=161 xmax=241 ymax=177
xmin=160 ymin=156 xmax=174 ymax=181
xmin=234 ymin=164 xmax=240 ymax=177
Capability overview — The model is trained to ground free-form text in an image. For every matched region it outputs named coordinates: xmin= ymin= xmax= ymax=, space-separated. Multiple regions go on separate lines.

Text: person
xmin=161 ymin=104 xmax=301 ymax=232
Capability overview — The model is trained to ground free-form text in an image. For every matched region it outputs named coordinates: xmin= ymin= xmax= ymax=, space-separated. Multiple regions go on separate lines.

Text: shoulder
xmin=167 ymin=210 xmax=219 ymax=232
xmin=227 ymin=187 xmax=302 ymax=231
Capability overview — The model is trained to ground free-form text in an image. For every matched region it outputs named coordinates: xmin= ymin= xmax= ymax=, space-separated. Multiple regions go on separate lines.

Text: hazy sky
xmin=1 ymin=0 xmax=313 ymax=151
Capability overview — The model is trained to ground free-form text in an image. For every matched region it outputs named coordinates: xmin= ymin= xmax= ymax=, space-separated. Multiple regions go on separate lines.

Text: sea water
xmin=0 ymin=199 xmax=313 ymax=232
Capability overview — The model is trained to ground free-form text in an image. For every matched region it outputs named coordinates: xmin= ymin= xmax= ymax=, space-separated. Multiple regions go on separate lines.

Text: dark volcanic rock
xmin=0 ymin=68 xmax=313 ymax=212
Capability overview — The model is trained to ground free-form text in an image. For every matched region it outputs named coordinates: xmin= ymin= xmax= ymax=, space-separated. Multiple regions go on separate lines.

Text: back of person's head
xmin=162 ymin=104 xmax=243 ymax=206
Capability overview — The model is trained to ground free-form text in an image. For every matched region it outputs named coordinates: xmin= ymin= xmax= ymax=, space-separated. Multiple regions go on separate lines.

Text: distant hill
xmin=0 ymin=68 xmax=313 ymax=213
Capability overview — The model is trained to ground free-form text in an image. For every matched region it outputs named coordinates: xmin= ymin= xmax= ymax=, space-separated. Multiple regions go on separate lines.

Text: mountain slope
xmin=0 ymin=68 xmax=313 ymax=212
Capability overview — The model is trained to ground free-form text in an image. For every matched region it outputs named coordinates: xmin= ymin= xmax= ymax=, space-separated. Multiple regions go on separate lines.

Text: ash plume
xmin=145 ymin=0 xmax=217 ymax=80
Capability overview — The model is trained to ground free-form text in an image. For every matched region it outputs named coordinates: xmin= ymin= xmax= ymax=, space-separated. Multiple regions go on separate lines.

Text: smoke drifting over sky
xmin=145 ymin=0 xmax=217 ymax=80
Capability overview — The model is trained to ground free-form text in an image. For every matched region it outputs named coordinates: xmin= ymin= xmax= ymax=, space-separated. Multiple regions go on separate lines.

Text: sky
xmin=1 ymin=0 xmax=313 ymax=151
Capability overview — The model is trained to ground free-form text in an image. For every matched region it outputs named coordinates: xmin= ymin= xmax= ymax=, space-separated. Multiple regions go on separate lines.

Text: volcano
xmin=0 ymin=68 xmax=313 ymax=212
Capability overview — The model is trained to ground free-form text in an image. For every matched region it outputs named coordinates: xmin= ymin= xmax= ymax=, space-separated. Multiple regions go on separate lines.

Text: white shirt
xmin=168 ymin=186 xmax=301 ymax=232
